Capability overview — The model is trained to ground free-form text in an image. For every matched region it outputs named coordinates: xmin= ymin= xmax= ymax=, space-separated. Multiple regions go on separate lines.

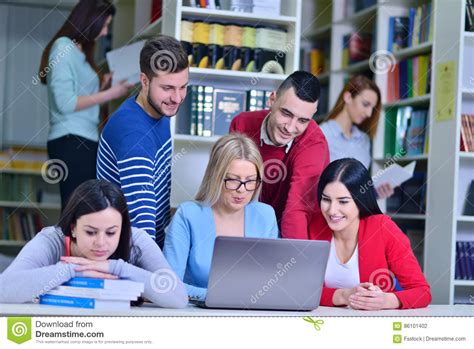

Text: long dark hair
xmin=317 ymin=158 xmax=382 ymax=218
xmin=39 ymin=0 xmax=116 ymax=84
xmin=325 ymin=75 xmax=381 ymax=139
xmin=58 ymin=179 xmax=131 ymax=261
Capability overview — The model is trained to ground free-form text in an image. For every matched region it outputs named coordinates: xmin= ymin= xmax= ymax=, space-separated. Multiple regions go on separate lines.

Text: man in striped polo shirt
xmin=97 ymin=36 xmax=189 ymax=247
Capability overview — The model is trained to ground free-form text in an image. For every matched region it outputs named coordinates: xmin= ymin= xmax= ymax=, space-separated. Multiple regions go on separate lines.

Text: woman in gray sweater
xmin=0 ymin=179 xmax=188 ymax=308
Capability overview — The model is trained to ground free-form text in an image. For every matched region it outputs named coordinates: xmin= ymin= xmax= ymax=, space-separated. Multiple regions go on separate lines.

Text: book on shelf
xmin=455 ymin=241 xmax=474 ymax=280
xmin=213 ymin=89 xmax=247 ymax=136
xmin=387 ymin=17 xmax=409 ymax=52
xmin=408 ymin=3 xmax=433 ymax=47
xmin=384 ymin=106 xmax=429 ymax=156
xmin=386 ymin=54 xmax=431 ymax=102
xmin=342 ymin=32 xmax=373 ymax=67
xmin=178 ymin=85 xmax=269 ymax=137
xmin=0 ymin=208 xmax=43 ymax=242
xmin=397 ymin=222 xmax=425 ymax=270
xmin=463 ymin=180 xmax=474 ymax=216
xmin=467 ymin=0 xmax=474 ymax=31
xmin=150 ymin=0 xmax=162 ymax=23
xmin=460 ymin=114 xmax=474 ymax=152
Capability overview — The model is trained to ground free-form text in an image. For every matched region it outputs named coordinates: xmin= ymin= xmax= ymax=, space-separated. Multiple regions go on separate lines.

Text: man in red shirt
xmin=230 ymin=71 xmax=329 ymax=239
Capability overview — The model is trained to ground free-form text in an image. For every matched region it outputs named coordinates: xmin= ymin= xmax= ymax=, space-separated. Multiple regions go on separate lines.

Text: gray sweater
xmin=0 ymin=226 xmax=188 ymax=308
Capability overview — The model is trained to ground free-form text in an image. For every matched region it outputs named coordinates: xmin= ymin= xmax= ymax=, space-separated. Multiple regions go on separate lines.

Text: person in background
xmin=309 ymin=158 xmax=431 ymax=309
xmin=96 ymin=35 xmax=189 ymax=248
xmin=163 ymin=133 xmax=279 ymax=300
xmin=39 ymin=0 xmax=132 ymax=208
xmin=0 ymin=179 xmax=188 ymax=308
xmin=319 ymin=75 xmax=393 ymax=199
xmin=230 ymin=71 xmax=329 ymax=239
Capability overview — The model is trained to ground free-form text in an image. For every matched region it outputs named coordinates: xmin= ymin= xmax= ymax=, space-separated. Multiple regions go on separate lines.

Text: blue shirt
xmin=319 ymin=119 xmax=371 ymax=168
xmin=97 ymin=96 xmax=172 ymax=244
xmin=163 ymin=201 xmax=279 ymax=299
xmin=47 ymin=37 xmax=100 ymax=142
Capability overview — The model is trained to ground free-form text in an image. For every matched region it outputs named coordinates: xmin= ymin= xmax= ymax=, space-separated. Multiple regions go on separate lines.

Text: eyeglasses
xmin=223 ymin=178 xmax=261 ymax=191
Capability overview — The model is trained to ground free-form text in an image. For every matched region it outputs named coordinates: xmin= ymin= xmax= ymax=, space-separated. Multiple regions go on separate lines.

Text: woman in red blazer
xmin=309 ymin=158 xmax=431 ymax=309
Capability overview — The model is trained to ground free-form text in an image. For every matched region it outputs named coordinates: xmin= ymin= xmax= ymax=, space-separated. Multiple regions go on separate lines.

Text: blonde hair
xmin=326 ymin=75 xmax=381 ymax=139
xmin=195 ymin=133 xmax=263 ymax=206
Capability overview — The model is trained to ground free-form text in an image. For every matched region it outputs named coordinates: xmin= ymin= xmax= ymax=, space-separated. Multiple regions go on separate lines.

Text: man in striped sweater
xmin=97 ymin=36 xmax=189 ymax=247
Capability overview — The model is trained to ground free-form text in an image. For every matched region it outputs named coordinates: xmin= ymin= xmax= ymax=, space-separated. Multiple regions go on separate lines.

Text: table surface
xmin=0 ymin=303 xmax=472 ymax=317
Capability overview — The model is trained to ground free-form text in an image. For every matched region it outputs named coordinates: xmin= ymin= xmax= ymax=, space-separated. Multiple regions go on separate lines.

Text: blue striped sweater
xmin=97 ymin=96 xmax=172 ymax=246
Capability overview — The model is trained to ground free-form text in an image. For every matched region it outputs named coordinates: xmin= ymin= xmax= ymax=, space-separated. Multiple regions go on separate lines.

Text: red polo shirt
xmin=230 ymin=109 xmax=329 ymax=239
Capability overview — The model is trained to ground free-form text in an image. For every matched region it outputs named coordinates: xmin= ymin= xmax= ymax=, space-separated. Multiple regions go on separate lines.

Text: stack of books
xmin=39 ymin=277 xmax=144 ymax=310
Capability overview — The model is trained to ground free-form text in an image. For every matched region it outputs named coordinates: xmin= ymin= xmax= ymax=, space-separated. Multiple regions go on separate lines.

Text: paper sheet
xmin=106 ymin=40 xmax=145 ymax=86
xmin=372 ymin=161 xmax=416 ymax=188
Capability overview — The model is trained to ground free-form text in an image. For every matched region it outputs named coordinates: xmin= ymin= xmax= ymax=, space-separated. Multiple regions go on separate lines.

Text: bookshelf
xmin=304 ymin=0 xmax=474 ymax=304
xmin=107 ymin=1 xmax=302 ymax=207
xmin=0 ymin=165 xmax=61 ymax=255
xmin=158 ymin=0 xmax=302 ymax=207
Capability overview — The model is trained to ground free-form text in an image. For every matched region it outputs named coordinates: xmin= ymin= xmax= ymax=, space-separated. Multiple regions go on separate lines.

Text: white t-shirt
xmin=324 ymin=236 xmax=360 ymax=289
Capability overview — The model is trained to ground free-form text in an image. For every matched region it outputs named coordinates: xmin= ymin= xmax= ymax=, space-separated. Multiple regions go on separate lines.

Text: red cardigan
xmin=230 ymin=110 xmax=329 ymax=239
xmin=309 ymin=213 xmax=432 ymax=309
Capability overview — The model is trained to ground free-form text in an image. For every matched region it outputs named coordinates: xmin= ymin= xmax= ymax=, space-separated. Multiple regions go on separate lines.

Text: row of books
xmin=0 ymin=208 xmax=43 ymax=241
xmin=384 ymin=106 xmax=430 ymax=157
xmin=179 ymin=86 xmax=270 ymax=137
xmin=460 ymin=114 xmax=474 ymax=152
xmin=387 ymin=3 xmax=433 ymax=52
xmin=184 ymin=0 xmax=281 ymax=15
xmin=387 ymin=171 xmax=427 ymax=214
xmin=0 ymin=147 xmax=48 ymax=171
xmin=386 ymin=54 xmax=432 ymax=102
xmin=39 ymin=277 xmax=144 ymax=310
xmin=0 ymin=174 xmax=59 ymax=204
xmin=463 ymin=180 xmax=474 ymax=216
xmin=455 ymin=241 xmax=474 ymax=280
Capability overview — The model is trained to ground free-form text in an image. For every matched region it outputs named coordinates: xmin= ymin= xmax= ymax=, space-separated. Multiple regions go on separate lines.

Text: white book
xmin=47 ymin=286 xmax=140 ymax=301
xmin=372 ymin=161 xmax=416 ymax=188
xmin=106 ymin=40 xmax=145 ymax=86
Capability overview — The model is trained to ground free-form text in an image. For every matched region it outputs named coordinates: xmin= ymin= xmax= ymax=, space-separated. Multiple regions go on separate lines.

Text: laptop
xmin=193 ymin=236 xmax=330 ymax=311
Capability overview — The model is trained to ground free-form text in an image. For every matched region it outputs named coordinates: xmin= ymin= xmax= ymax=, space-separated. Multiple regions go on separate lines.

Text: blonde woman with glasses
xmin=163 ymin=133 xmax=279 ymax=300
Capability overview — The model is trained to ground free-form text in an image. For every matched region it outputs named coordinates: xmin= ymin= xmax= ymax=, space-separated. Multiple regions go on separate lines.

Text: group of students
xmin=0 ymin=0 xmax=431 ymax=310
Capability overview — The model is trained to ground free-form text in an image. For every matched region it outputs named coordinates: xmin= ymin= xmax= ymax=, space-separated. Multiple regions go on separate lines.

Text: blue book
xmin=63 ymin=277 xmax=144 ymax=293
xmin=39 ymin=294 xmax=130 ymax=310
xmin=408 ymin=7 xmax=416 ymax=47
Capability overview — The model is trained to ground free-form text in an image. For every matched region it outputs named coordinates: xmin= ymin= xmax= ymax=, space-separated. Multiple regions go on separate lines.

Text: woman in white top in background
xmin=319 ymin=75 xmax=393 ymax=199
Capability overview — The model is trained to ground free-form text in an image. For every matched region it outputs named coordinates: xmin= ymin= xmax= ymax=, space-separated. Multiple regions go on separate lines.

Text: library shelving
xmin=109 ymin=0 xmax=303 ymax=207
xmin=0 ymin=166 xmax=61 ymax=255
xmin=305 ymin=0 xmax=474 ymax=304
